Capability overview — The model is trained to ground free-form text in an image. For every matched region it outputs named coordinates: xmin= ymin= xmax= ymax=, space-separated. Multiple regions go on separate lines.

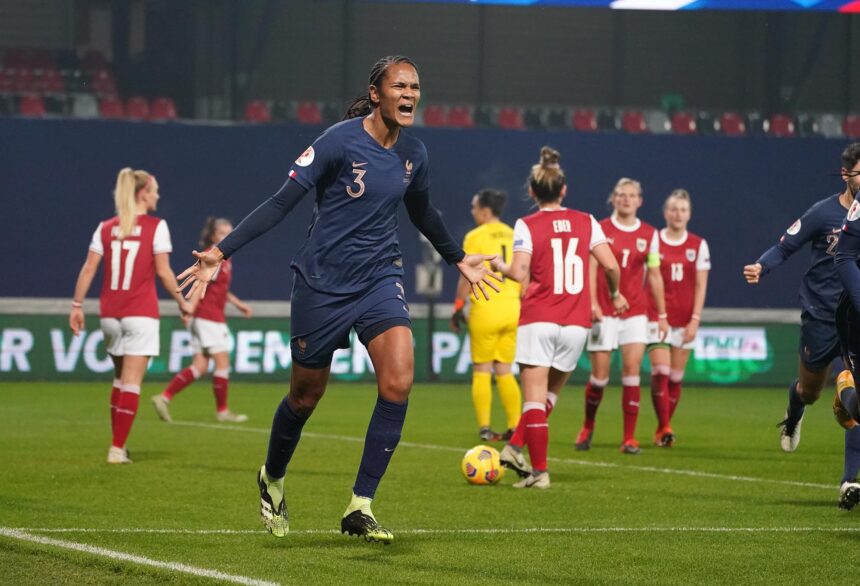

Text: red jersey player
xmin=152 ymin=217 xmax=253 ymax=423
xmin=646 ymin=190 xmax=710 ymax=447
xmin=69 ymin=168 xmax=191 ymax=464
xmin=576 ymin=177 xmax=669 ymax=455
xmin=492 ymin=147 xmax=627 ymax=489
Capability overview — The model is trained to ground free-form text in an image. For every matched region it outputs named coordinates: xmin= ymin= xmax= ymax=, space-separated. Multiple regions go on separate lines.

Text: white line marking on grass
xmin=13 ymin=526 xmax=860 ymax=536
xmin=0 ymin=528 xmax=279 ymax=586
xmin=170 ymin=421 xmax=834 ymax=491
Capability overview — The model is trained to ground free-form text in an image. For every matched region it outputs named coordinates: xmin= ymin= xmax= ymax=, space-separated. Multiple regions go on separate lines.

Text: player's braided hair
xmin=343 ymin=55 xmax=418 ymax=120
xmin=529 ymin=146 xmax=566 ymax=204
xmin=475 ymin=189 xmax=507 ymax=218
xmin=199 ymin=216 xmax=232 ymax=250
xmin=114 ymin=167 xmax=152 ymax=240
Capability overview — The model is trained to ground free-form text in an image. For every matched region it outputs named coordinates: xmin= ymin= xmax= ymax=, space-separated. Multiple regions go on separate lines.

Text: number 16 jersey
xmin=88 ymin=214 xmax=173 ymax=319
xmin=513 ymin=208 xmax=606 ymax=328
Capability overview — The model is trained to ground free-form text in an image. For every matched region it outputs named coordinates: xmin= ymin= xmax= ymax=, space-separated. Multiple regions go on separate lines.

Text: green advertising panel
xmin=0 ymin=313 xmax=800 ymax=385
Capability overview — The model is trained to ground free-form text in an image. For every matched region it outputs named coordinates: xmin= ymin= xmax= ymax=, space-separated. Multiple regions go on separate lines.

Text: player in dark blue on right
xmin=177 ymin=56 xmax=501 ymax=542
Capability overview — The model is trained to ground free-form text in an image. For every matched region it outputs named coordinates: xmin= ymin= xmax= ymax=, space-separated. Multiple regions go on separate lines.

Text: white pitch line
xmin=170 ymin=421 xmax=834 ymax=491
xmin=10 ymin=526 xmax=860 ymax=536
xmin=0 ymin=528 xmax=279 ymax=586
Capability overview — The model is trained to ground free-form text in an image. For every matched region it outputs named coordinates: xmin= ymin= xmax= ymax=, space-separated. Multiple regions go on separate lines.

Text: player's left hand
xmin=69 ymin=307 xmax=84 ymax=336
xmin=177 ymin=248 xmax=223 ymax=300
xmin=683 ymin=320 xmax=699 ymax=344
xmin=458 ymin=254 xmax=502 ymax=301
xmin=239 ymin=303 xmax=253 ymax=318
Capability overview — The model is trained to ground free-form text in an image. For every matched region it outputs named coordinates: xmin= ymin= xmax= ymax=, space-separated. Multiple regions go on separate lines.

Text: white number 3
xmin=347 ymin=168 xmax=366 ymax=198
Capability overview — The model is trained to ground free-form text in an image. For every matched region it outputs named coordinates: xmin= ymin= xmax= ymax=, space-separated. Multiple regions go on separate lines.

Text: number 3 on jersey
xmin=110 ymin=240 xmax=140 ymax=291
xmin=550 ymin=237 xmax=583 ymax=295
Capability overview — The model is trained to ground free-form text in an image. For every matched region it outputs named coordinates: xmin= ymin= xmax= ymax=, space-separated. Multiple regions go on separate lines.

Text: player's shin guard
xmin=583 ymin=376 xmax=608 ymax=430
xmin=110 ymin=378 xmax=121 ymax=433
xmin=650 ymin=366 xmax=670 ymax=430
xmin=495 ymin=373 xmax=522 ymax=430
xmin=353 ymin=397 xmax=408 ymax=499
xmin=668 ymin=371 xmax=684 ymax=420
xmin=471 ymin=372 xmax=492 ymax=430
xmin=522 ymin=402 xmax=548 ymax=472
xmin=163 ymin=365 xmax=201 ymax=401
xmin=843 ymin=426 xmax=860 ymax=484
xmin=213 ymin=369 xmax=230 ymax=413
xmin=622 ymin=377 xmax=641 ymax=443
xmin=112 ymin=384 xmax=140 ymax=449
xmin=265 ymin=397 xmax=311 ymax=479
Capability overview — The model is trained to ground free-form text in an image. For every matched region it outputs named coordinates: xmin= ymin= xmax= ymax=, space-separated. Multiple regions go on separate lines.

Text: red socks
xmin=109 ymin=378 xmax=121 ymax=433
xmin=162 ymin=365 xmax=200 ymax=400
xmin=522 ymin=403 xmax=548 ymax=472
xmin=650 ymin=370 xmax=671 ymax=430
xmin=668 ymin=374 xmax=683 ymax=420
xmin=213 ymin=369 xmax=230 ymax=413
xmin=510 ymin=392 xmax=558 ymax=449
xmin=112 ymin=384 xmax=140 ymax=449
xmin=621 ymin=376 xmax=641 ymax=443
xmin=583 ymin=377 xmax=607 ymax=431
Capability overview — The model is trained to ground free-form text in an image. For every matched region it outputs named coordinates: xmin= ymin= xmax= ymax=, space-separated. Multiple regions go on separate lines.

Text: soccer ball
xmin=461 ymin=445 xmax=504 ymax=485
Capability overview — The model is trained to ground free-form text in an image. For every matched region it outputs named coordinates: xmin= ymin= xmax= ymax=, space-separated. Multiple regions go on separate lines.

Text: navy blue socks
xmin=265 ymin=397 xmax=310 ymax=479
xmin=353 ymin=397 xmax=408 ymax=499
xmin=786 ymin=379 xmax=805 ymax=425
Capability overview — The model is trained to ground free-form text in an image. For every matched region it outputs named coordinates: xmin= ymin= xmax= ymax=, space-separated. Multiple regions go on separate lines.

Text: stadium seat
xmin=44 ymin=94 xmax=69 ymax=115
xmin=71 ymin=93 xmax=98 ymax=118
xmin=18 ymin=95 xmax=46 ymax=117
xmin=447 ymin=105 xmax=474 ymax=128
xmin=422 ymin=105 xmax=447 ymax=127
xmin=621 ymin=110 xmax=647 ymax=133
xmin=125 ymin=97 xmax=150 ymax=120
xmin=0 ymin=69 xmax=13 ymax=93
xmin=523 ymin=107 xmax=545 ymax=129
xmin=572 ymin=109 xmax=598 ymax=132
xmin=62 ymin=69 xmax=88 ymax=93
xmin=644 ymin=110 xmax=671 ymax=134
xmin=38 ymin=68 xmax=65 ymax=93
xmin=150 ymin=97 xmax=177 ymax=121
xmin=597 ymin=109 xmax=618 ymax=131
xmin=497 ymin=107 xmax=525 ymax=130
xmin=296 ymin=101 xmax=322 ymax=124
xmin=474 ymin=105 xmax=493 ymax=127
xmin=844 ymin=115 xmax=860 ymax=139
xmin=98 ymin=97 xmax=125 ymax=119
xmin=0 ymin=94 xmax=15 ymax=115
xmin=244 ymin=99 xmax=271 ymax=123
xmin=671 ymin=112 xmax=697 ymax=135
xmin=696 ymin=111 xmax=716 ymax=135
xmin=545 ymin=107 xmax=567 ymax=129
xmin=91 ymin=69 xmax=117 ymax=96
xmin=12 ymin=68 xmax=36 ymax=93
xmin=765 ymin=114 xmax=796 ymax=138
xmin=716 ymin=112 xmax=746 ymax=136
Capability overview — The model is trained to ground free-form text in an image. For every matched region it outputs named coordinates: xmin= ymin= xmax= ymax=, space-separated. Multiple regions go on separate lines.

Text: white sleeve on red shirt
xmin=153 ymin=219 xmax=173 ymax=255
xmin=697 ymin=239 xmax=711 ymax=271
xmin=88 ymin=222 xmax=104 ymax=255
xmin=513 ymin=219 xmax=533 ymax=255
xmin=589 ymin=215 xmax=607 ymax=249
xmin=649 ymin=229 xmax=660 ymax=254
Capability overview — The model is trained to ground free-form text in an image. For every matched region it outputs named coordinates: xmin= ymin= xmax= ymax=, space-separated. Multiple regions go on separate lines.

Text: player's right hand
xmin=177 ymin=248 xmax=223 ymax=300
xmin=591 ymin=303 xmax=604 ymax=322
xmin=612 ymin=293 xmax=629 ymax=316
xmin=450 ymin=309 xmax=466 ymax=333
xmin=743 ymin=262 xmax=762 ymax=284
xmin=69 ymin=307 xmax=84 ymax=336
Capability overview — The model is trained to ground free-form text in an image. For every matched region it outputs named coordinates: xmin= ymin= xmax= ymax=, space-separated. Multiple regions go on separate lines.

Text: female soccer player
xmin=492 ymin=146 xmax=626 ymax=489
xmin=176 ymin=56 xmax=500 ymax=542
xmin=645 ymin=190 xmax=710 ymax=448
xmin=152 ymin=217 xmax=252 ymax=424
xmin=576 ymin=178 xmax=668 ymax=455
xmin=451 ymin=189 xmax=522 ymax=442
xmin=69 ymin=168 xmax=191 ymax=464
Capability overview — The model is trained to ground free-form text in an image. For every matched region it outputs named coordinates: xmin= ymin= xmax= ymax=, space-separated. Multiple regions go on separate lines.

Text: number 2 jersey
xmin=88 ymin=215 xmax=172 ymax=319
xmin=647 ymin=230 xmax=711 ymax=327
xmin=513 ymin=208 xmax=607 ymax=328
xmin=595 ymin=216 xmax=659 ymax=318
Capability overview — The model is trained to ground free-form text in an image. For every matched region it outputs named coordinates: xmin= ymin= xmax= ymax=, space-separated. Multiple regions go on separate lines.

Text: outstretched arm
xmin=745 ymin=208 xmax=820 ymax=283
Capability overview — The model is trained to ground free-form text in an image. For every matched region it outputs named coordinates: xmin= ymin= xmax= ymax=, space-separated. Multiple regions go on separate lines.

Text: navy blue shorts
xmin=799 ymin=311 xmax=840 ymax=372
xmin=290 ymin=273 xmax=412 ymax=369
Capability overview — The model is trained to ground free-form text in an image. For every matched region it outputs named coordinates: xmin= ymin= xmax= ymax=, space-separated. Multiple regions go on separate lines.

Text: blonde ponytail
xmin=528 ymin=146 xmax=566 ymax=204
xmin=113 ymin=168 xmax=151 ymax=239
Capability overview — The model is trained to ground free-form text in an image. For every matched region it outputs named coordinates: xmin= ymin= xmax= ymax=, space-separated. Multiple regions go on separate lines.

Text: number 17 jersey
xmin=513 ymin=208 xmax=607 ymax=328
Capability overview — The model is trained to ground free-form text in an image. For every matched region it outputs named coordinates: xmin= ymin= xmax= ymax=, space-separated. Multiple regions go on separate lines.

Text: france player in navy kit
xmin=177 ymin=56 xmax=501 ymax=542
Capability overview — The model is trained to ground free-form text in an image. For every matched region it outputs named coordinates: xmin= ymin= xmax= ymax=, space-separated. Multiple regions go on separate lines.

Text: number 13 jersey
xmin=513 ymin=208 xmax=606 ymax=327
xmin=89 ymin=215 xmax=172 ymax=319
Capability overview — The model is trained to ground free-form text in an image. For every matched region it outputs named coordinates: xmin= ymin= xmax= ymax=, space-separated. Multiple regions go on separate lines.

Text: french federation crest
xmin=686 ymin=248 xmax=696 ymax=262
xmin=636 ymin=238 xmax=647 ymax=253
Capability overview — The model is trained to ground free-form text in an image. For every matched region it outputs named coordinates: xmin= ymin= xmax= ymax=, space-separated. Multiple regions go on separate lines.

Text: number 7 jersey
xmin=88 ymin=215 xmax=173 ymax=319
xmin=513 ymin=208 xmax=607 ymax=327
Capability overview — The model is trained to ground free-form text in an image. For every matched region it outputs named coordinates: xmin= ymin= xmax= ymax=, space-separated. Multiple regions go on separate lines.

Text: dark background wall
xmin=1 ymin=117 xmax=848 ymax=308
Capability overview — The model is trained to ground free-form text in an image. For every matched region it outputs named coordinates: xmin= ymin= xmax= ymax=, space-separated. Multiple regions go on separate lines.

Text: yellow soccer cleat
xmin=834 ymin=370 xmax=858 ymax=430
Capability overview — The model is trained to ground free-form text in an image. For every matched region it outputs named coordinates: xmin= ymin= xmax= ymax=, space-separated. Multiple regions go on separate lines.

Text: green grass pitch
xmin=0 ymin=380 xmax=856 ymax=585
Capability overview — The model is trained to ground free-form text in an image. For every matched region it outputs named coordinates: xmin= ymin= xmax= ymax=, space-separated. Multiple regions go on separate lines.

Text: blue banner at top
xmin=393 ymin=0 xmax=860 ymax=11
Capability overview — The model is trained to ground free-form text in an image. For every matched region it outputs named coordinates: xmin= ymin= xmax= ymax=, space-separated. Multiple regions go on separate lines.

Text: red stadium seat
xmin=125 ymin=97 xmax=150 ymax=120
xmin=91 ymin=69 xmax=117 ymax=96
xmin=0 ymin=69 xmax=14 ymax=92
xmin=12 ymin=68 xmax=36 ymax=93
xmin=150 ymin=97 xmax=177 ymax=121
xmin=766 ymin=114 xmax=795 ymax=137
xmin=18 ymin=95 xmax=46 ymax=117
xmin=446 ymin=105 xmax=474 ymax=128
xmin=497 ymin=107 xmax=525 ymax=130
xmin=844 ymin=115 xmax=860 ymax=139
xmin=296 ymin=101 xmax=322 ymax=124
xmin=244 ymin=99 xmax=271 ymax=123
xmin=671 ymin=112 xmax=697 ymax=135
xmin=621 ymin=110 xmax=647 ymax=133
xmin=422 ymin=105 xmax=447 ymax=127
xmin=38 ymin=68 xmax=65 ymax=93
xmin=716 ymin=112 xmax=746 ymax=136
xmin=572 ymin=109 xmax=597 ymax=132
xmin=98 ymin=97 xmax=125 ymax=119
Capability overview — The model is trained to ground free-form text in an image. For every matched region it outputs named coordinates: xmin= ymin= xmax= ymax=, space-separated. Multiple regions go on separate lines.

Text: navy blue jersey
xmin=288 ymin=118 xmax=430 ymax=294
xmin=757 ymin=193 xmax=849 ymax=321
xmin=836 ymin=197 xmax=860 ymax=312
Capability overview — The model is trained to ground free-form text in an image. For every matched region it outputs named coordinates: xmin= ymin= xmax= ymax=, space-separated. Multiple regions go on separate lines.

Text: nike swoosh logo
xmin=352 ymin=161 xmax=368 ymax=168
xmin=384 ymin=447 xmax=395 ymax=452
